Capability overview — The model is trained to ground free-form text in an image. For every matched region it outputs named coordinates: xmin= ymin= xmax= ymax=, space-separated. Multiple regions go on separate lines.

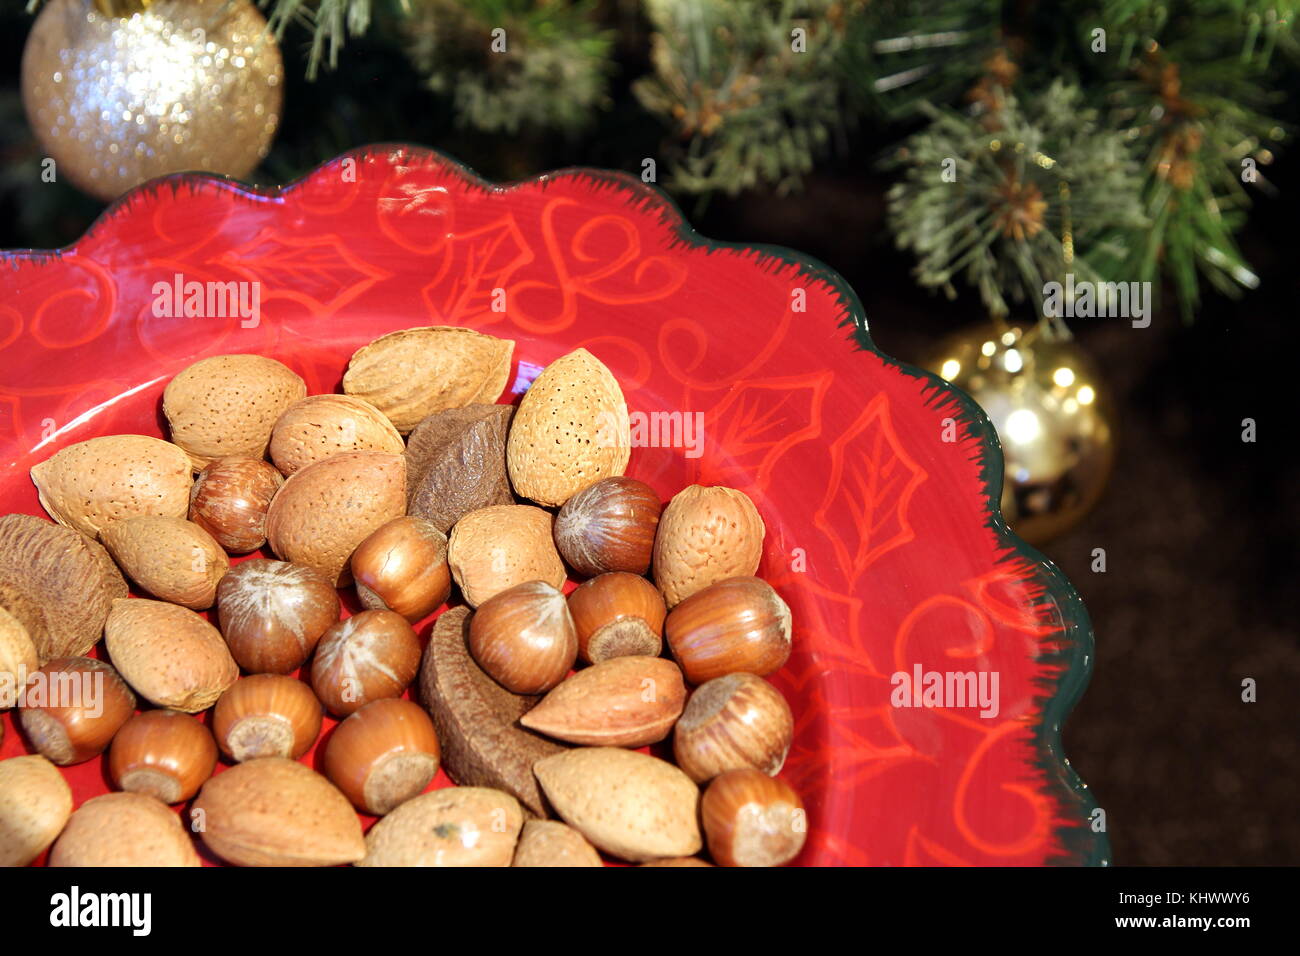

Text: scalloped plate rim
xmin=0 ymin=143 xmax=1108 ymax=867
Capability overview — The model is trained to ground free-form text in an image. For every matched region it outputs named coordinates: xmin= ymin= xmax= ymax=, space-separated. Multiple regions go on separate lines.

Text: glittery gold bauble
xmin=926 ymin=323 xmax=1116 ymax=545
xmin=21 ymin=0 xmax=283 ymax=202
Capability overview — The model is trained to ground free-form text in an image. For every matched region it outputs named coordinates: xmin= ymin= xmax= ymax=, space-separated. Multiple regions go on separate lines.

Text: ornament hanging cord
xmin=989 ymin=135 xmax=1075 ymax=349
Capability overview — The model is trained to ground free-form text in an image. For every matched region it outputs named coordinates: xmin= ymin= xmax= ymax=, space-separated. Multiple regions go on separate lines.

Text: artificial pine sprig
xmin=886 ymin=80 xmax=1146 ymax=320
xmin=1085 ymin=2 xmax=1295 ymax=318
xmin=633 ymin=0 xmax=858 ymax=196
xmin=838 ymin=0 xmax=1003 ymax=120
xmin=402 ymin=0 xmax=613 ymax=135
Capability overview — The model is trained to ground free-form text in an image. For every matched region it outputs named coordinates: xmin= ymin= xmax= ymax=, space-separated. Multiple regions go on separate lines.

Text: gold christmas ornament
xmin=926 ymin=322 xmax=1115 ymax=546
xmin=21 ymin=0 xmax=283 ymax=202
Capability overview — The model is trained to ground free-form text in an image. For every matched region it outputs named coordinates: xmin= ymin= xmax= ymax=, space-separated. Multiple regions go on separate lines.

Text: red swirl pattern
xmin=0 ymin=147 xmax=1099 ymax=866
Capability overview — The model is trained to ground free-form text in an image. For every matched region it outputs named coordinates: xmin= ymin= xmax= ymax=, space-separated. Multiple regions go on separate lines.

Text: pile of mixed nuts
xmin=0 ymin=325 xmax=805 ymax=867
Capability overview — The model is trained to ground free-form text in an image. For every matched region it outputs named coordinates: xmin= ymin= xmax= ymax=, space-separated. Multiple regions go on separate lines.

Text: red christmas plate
xmin=0 ymin=147 xmax=1105 ymax=866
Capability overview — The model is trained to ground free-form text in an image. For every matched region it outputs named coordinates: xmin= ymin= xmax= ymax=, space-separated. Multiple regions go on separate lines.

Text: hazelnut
xmin=109 ymin=709 xmax=218 ymax=803
xmin=19 ymin=657 xmax=136 ymax=766
xmin=553 ymin=476 xmax=661 ymax=577
xmin=701 ymin=769 xmax=806 ymax=867
xmin=468 ymin=581 xmax=577 ymax=694
xmin=567 ymin=571 xmax=665 ymax=664
xmin=189 ymin=457 xmax=284 ymax=553
xmin=351 ymin=516 xmax=451 ymax=623
xmin=216 ymin=559 xmax=341 ymax=674
xmin=311 ymin=610 xmax=421 ymax=716
xmin=664 ymin=577 xmax=791 ymax=684
xmin=674 ymin=672 xmax=793 ymax=782
xmin=323 ymin=698 xmax=441 ymax=815
xmin=213 ymin=674 xmax=323 ymax=762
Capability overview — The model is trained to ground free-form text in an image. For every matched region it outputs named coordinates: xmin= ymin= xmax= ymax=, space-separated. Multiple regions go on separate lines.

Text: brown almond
xmin=163 ymin=354 xmax=307 ymax=469
xmin=269 ymin=394 xmax=405 ymax=476
xmin=406 ymin=404 xmax=515 ymax=533
xmin=193 ymin=758 xmax=366 ymax=867
xmin=511 ymin=820 xmax=603 ymax=867
xmin=446 ymin=504 xmax=565 ymax=607
xmin=418 ymin=607 xmax=565 ymax=816
xmin=101 ymin=516 xmax=229 ymax=610
xmin=49 ymin=792 xmax=199 ymax=867
xmin=358 ymin=787 xmax=523 ymax=867
xmin=653 ymin=485 xmax=766 ymax=606
xmin=0 ymin=514 xmax=128 ymax=662
xmin=533 ymin=748 xmax=702 ymax=862
xmin=104 ymin=598 xmax=238 ymax=712
xmin=0 ymin=754 xmax=74 ymax=866
xmin=342 ymin=326 xmax=515 ymax=434
xmin=30 ymin=435 xmax=193 ymax=538
xmin=520 ymin=656 xmax=686 ymax=747
xmin=264 ymin=451 xmax=406 ymax=586
xmin=506 ymin=348 xmax=631 ymax=507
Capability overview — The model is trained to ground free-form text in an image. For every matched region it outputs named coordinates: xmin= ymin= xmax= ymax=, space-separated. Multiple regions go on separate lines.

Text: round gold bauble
xmin=21 ymin=0 xmax=283 ymax=202
xmin=926 ymin=323 xmax=1116 ymax=546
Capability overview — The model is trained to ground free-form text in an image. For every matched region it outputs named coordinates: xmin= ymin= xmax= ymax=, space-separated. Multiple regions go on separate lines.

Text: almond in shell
xmin=446 ymin=505 xmax=565 ymax=607
xmin=104 ymin=598 xmax=238 ymax=712
xmin=506 ymin=348 xmax=631 ymax=507
xmin=342 ymin=326 xmax=515 ymax=434
xmin=101 ymin=516 xmax=229 ymax=610
xmin=512 ymin=819 xmax=603 ymax=867
xmin=533 ymin=747 xmax=702 ymax=862
xmin=0 ymin=513 xmax=128 ymax=663
xmin=520 ymin=656 xmax=686 ymax=748
xmin=163 ymin=354 xmax=307 ymax=469
xmin=264 ymin=451 xmax=406 ymax=586
xmin=30 ymin=434 xmax=193 ymax=538
xmin=49 ymin=792 xmax=199 ymax=867
xmin=193 ymin=757 xmax=366 ymax=867
xmin=0 ymin=607 xmax=38 ymax=707
xmin=269 ymin=393 xmax=405 ymax=476
xmin=0 ymin=754 xmax=73 ymax=866
xmin=653 ymin=485 xmax=766 ymax=607
xmin=358 ymin=787 xmax=524 ymax=867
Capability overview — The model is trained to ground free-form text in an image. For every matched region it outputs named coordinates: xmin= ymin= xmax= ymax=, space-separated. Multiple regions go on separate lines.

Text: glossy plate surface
xmin=0 ymin=147 xmax=1105 ymax=866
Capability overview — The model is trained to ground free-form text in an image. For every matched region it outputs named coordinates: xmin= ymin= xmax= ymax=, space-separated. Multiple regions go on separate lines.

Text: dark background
xmin=2 ymin=7 xmax=1296 ymax=866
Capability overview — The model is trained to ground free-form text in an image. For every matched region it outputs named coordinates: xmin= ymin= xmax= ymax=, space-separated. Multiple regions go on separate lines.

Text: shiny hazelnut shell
xmin=213 ymin=674 xmax=323 ymax=762
xmin=311 ymin=610 xmax=422 ymax=716
xmin=109 ymin=709 xmax=218 ymax=803
xmin=19 ymin=657 xmax=136 ymax=766
xmin=674 ymin=672 xmax=793 ymax=782
xmin=664 ymin=577 xmax=791 ymax=684
xmin=323 ymin=698 xmax=441 ymax=815
xmin=189 ymin=457 xmax=284 ymax=553
xmin=701 ymin=768 xmax=806 ymax=867
xmin=468 ymin=580 xmax=577 ymax=694
xmin=351 ymin=516 xmax=451 ymax=623
xmin=553 ymin=476 xmax=661 ymax=577
xmin=567 ymin=572 xmax=665 ymax=664
xmin=216 ymin=559 xmax=341 ymax=674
